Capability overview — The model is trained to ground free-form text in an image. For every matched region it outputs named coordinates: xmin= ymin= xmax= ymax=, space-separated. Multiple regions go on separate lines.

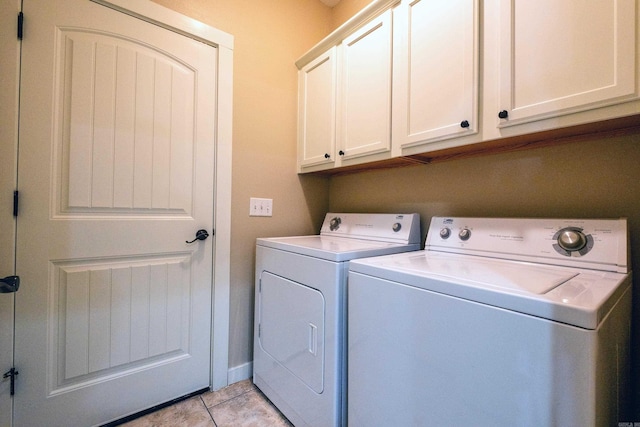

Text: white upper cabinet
xmin=392 ymin=0 xmax=479 ymax=155
xmin=495 ymin=0 xmax=638 ymax=127
xmin=298 ymin=47 xmax=337 ymax=169
xmin=338 ymin=9 xmax=393 ymax=161
xmin=296 ymin=0 xmax=640 ymax=173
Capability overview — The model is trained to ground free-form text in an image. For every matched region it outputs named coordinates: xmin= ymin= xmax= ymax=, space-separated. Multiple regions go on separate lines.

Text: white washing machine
xmin=348 ymin=217 xmax=632 ymax=427
xmin=253 ymin=213 xmax=421 ymax=427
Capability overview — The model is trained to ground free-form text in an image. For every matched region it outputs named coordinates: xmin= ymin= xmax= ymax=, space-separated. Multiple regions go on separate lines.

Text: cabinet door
xmin=298 ymin=47 xmax=337 ymax=169
xmin=498 ymin=0 xmax=637 ymax=126
xmin=393 ymin=0 xmax=479 ymax=150
xmin=339 ymin=10 xmax=392 ymax=160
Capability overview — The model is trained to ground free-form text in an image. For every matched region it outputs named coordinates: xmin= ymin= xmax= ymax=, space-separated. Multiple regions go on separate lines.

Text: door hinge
xmin=13 ymin=191 xmax=18 ymax=217
xmin=17 ymin=12 xmax=23 ymax=40
xmin=3 ymin=368 xmax=19 ymax=396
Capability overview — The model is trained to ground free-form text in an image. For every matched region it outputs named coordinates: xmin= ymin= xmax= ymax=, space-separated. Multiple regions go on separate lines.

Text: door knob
xmin=186 ymin=229 xmax=210 ymax=244
xmin=0 ymin=276 xmax=20 ymax=293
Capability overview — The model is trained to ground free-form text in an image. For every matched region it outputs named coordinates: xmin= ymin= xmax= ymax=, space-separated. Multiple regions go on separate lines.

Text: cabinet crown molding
xmin=296 ymin=0 xmax=399 ymax=69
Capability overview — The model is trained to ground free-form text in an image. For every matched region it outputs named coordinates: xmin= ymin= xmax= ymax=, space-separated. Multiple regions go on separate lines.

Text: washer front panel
xmin=347 ymin=271 xmax=632 ymax=426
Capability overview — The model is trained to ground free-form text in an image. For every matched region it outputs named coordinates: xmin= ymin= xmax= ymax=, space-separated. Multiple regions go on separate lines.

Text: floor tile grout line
xmin=199 ymin=395 xmax=218 ymax=427
xmin=201 ymin=382 xmax=260 ymax=426
xmin=204 ymin=386 xmax=293 ymax=427
xmin=204 ymin=385 xmax=258 ymax=410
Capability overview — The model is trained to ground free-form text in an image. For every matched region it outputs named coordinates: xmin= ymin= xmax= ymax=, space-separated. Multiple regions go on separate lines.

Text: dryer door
xmin=258 ymin=272 xmax=325 ymax=393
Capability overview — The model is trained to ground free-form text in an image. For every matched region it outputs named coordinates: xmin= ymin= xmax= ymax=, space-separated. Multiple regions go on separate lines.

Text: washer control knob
xmin=329 ymin=217 xmax=341 ymax=231
xmin=439 ymin=227 xmax=451 ymax=239
xmin=392 ymin=223 xmax=402 ymax=232
xmin=458 ymin=228 xmax=471 ymax=241
xmin=557 ymin=229 xmax=587 ymax=252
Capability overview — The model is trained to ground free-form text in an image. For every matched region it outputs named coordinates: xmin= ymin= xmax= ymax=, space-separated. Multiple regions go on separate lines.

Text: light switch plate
xmin=250 ymin=197 xmax=272 ymax=217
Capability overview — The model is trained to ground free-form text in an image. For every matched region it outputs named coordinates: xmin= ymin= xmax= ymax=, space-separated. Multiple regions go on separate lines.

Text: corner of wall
xmin=330 ymin=0 xmax=375 ymax=30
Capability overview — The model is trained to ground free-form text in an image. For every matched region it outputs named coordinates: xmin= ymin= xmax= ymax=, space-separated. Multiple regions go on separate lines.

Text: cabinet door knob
xmin=338 ymin=150 xmax=345 ymax=156
xmin=498 ymin=110 xmax=509 ymax=119
xmin=324 ymin=153 xmax=330 ymax=159
xmin=460 ymin=120 xmax=470 ymax=128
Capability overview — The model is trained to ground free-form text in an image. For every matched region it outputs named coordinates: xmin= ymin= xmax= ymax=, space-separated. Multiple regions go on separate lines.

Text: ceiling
xmin=319 ymin=0 xmax=342 ymax=7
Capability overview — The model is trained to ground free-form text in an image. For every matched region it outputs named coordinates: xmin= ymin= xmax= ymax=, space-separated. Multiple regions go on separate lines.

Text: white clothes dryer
xmin=348 ymin=217 xmax=632 ymax=427
xmin=253 ymin=213 xmax=421 ymax=427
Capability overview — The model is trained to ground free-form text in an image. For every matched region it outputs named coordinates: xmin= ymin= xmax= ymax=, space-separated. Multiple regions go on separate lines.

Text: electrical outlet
xmin=250 ymin=197 xmax=273 ymax=217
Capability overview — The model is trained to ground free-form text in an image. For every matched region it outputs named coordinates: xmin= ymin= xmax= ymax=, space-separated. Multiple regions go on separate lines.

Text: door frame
xmin=0 ymin=1 xmax=21 ymax=426
xmin=91 ymin=0 xmax=234 ymax=391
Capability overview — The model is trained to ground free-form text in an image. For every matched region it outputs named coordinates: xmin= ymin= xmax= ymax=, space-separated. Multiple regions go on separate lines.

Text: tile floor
xmin=119 ymin=380 xmax=293 ymax=427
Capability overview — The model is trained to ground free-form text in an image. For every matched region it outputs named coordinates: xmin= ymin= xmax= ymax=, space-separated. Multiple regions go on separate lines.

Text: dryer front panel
xmin=258 ymin=271 xmax=325 ymax=393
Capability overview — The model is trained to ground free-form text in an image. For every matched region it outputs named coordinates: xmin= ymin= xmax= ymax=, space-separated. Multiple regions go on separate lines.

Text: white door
xmin=14 ymin=0 xmax=217 ymax=425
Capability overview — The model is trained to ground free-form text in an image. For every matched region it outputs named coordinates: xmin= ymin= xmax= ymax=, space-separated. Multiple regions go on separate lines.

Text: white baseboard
xmin=228 ymin=361 xmax=253 ymax=384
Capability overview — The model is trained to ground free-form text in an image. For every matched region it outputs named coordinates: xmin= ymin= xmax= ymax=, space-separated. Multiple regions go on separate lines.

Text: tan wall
xmin=330 ymin=0 xmax=373 ymax=29
xmin=330 ymin=136 xmax=640 ymax=232
xmin=150 ymin=0 xmax=332 ymax=369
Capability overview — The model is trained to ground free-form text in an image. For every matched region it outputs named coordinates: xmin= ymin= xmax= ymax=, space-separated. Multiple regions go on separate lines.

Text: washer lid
xmin=257 ymin=235 xmax=419 ymax=262
xmin=399 ymin=253 xmax=578 ymax=295
xmin=349 ymin=251 xmax=630 ymax=329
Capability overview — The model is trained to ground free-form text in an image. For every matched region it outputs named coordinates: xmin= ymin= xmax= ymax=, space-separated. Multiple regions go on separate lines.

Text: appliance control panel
xmin=426 ymin=217 xmax=629 ymax=273
xmin=320 ymin=213 xmax=421 ymax=244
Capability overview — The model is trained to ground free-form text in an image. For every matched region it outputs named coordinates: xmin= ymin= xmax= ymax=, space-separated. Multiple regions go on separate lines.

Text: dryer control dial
xmin=458 ymin=228 xmax=471 ymax=241
xmin=439 ymin=227 xmax=451 ymax=239
xmin=557 ymin=228 xmax=587 ymax=252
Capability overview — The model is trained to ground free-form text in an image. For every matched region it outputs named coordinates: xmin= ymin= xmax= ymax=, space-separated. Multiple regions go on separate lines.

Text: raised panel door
xmin=497 ymin=0 xmax=637 ymax=126
xmin=15 ymin=1 xmax=217 ymax=425
xmin=298 ymin=47 xmax=337 ymax=169
xmin=392 ymin=0 xmax=479 ymax=153
xmin=339 ymin=10 xmax=393 ymax=160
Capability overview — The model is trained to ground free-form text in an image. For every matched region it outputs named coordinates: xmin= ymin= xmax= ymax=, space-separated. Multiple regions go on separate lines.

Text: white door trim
xmin=92 ymin=0 xmax=233 ymax=391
